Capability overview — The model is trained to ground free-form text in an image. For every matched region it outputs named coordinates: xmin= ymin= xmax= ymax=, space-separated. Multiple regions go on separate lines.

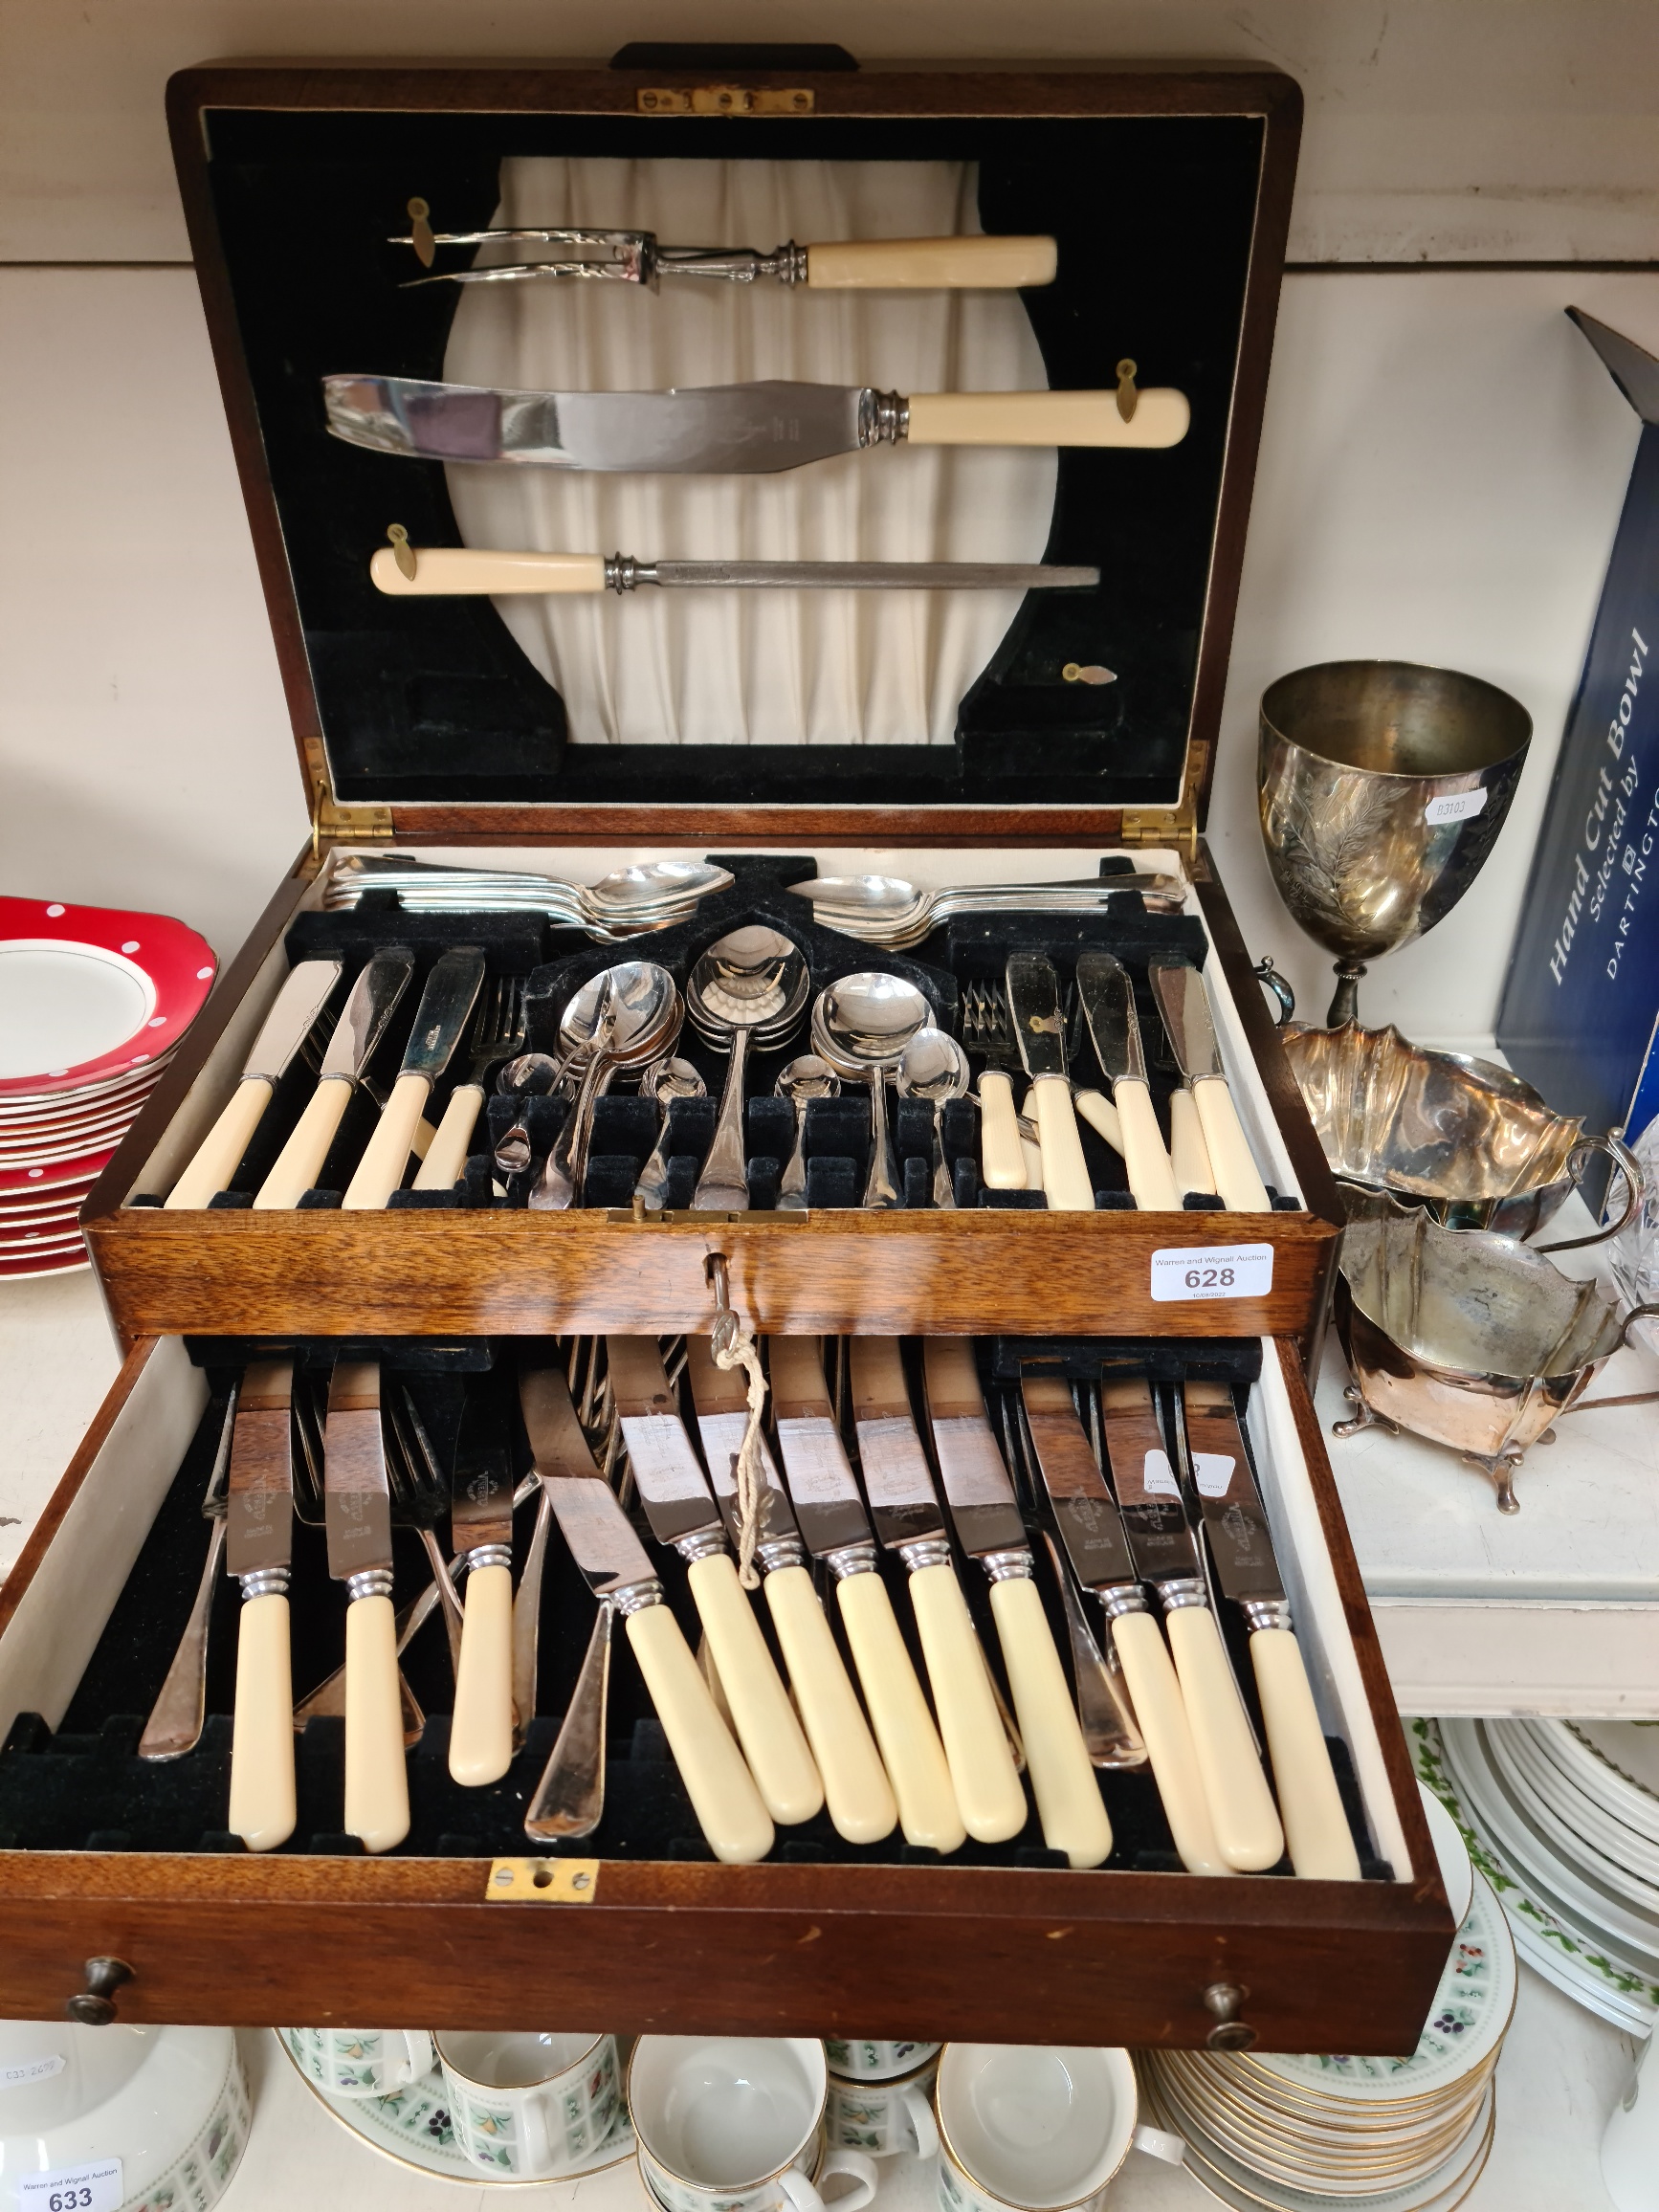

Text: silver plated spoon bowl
xmin=774 ymin=1055 xmax=841 ymax=1212
xmin=897 ymin=1028 xmax=971 ymax=1209
xmin=687 ymin=927 xmax=809 ymax=1212
xmin=632 ymin=1056 xmax=708 ymax=1210
xmin=530 ymin=962 xmax=681 ymax=1209
xmin=812 ymin=972 xmax=932 ymax=1210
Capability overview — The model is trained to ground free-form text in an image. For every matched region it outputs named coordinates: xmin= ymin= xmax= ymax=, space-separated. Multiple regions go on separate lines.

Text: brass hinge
xmin=304 ymin=737 xmax=394 ymax=858
xmin=637 ymin=84 xmax=814 ymax=115
xmin=1120 ymin=740 xmax=1206 ymax=867
xmin=486 ymin=1858 xmax=601 ymax=1903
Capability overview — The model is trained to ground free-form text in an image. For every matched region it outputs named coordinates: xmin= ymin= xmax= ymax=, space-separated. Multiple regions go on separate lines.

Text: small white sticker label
xmin=1150 ymin=1243 xmax=1274 ymax=1302
xmin=1424 ymin=786 xmax=1488 ymax=827
xmin=617 ymin=1415 xmax=710 ymax=1503
xmin=1193 ymin=1451 xmax=1237 ymax=1499
xmin=20 ymin=2161 xmax=122 ymax=2212
xmin=0 ymin=2057 xmax=63 ymax=2088
xmin=1143 ymin=1449 xmax=1181 ymax=1500
xmin=776 ymin=1416 xmax=857 ymax=1505
xmin=695 ymin=1410 xmax=783 ymax=1500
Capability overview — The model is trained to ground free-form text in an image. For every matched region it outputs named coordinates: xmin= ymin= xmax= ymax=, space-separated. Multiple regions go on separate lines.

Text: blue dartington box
xmin=1498 ymin=311 xmax=1659 ymax=1186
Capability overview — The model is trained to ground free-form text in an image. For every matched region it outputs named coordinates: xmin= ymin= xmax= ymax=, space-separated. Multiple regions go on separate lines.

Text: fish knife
xmin=1148 ymin=962 xmax=1271 ymax=1211
xmin=606 ymin=1337 xmax=822 ymax=1827
xmin=166 ymin=960 xmax=343 ymax=1208
xmin=1177 ymin=1380 xmax=1360 ymax=1879
xmin=768 ymin=1336 xmax=964 ymax=1854
xmin=1004 ymin=954 xmax=1095 ymax=1210
xmin=1074 ymin=953 xmax=1182 ymax=1211
xmin=684 ymin=1338 xmax=896 ymax=1846
xmin=517 ymin=1360 xmax=772 ymax=1863
xmin=848 ymin=1337 xmax=1027 ymax=1845
xmin=343 ymin=947 xmax=486 ymax=1208
xmin=254 ymin=951 xmax=414 ymax=1208
xmin=226 ymin=1361 xmax=296 ymax=1852
xmin=447 ymin=1388 xmax=517 ymax=1787
xmin=1097 ymin=1375 xmax=1284 ymax=1872
xmin=323 ymin=374 xmax=1191 ymax=474
xmin=920 ymin=1340 xmax=1111 ymax=1868
xmin=1020 ymin=1372 xmax=1230 ymax=1877
xmin=324 ymin=1361 xmax=409 ymax=1853
xmin=371 ymin=542 xmax=1100 ymax=595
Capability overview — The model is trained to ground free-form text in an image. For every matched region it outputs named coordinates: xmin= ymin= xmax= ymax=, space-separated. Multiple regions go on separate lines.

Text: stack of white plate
xmin=0 ymin=896 xmax=215 ymax=1278
xmin=1415 ymin=1714 xmax=1659 ymax=2036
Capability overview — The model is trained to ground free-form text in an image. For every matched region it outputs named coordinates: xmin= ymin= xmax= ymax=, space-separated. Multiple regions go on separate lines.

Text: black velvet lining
xmin=200 ymin=106 xmax=1263 ymax=807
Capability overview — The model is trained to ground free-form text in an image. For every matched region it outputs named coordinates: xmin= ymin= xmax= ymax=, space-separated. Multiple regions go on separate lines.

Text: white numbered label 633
xmin=1150 ymin=1243 xmax=1274 ymax=1303
xmin=19 ymin=2161 xmax=122 ymax=2212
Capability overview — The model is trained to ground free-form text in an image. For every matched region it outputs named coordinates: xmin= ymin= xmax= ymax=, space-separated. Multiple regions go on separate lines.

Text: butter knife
xmin=447 ymin=1388 xmax=517 ymax=1787
xmin=166 ymin=960 xmax=342 ymax=1208
xmin=684 ymin=1338 xmax=896 ymax=1845
xmin=254 ymin=952 xmax=414 ymax=1208
xmin=1004 ymin=954 xmax=1095 ymax=1210
xmin=1177 ymin=1380 xmax=1360 ymax=1879
xmin=606 ymin=1337 xmax=823 ymax=1827
xmin=920 ymin=1340 xmax=1111 ymax=1868
xmin=226 ymin=1362 xmax=296 ymax=1851
xmin=324 ymin=1361 xmax=409 ymax=1853
xmin=1098 ymin=1375 xmax=1284 ymax=1872
xmin=768 ymin=1337 xmax=965 ymax=1854
xmin=343 ymin=947 xmax=486 ymax=1208
xmin=1074 ymin=953 xmax=1181 ymax=1211
xmin=1148 ymin=962 xmax=1271 ymax=1211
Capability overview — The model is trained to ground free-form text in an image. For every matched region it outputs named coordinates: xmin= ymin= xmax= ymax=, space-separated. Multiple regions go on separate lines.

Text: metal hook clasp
xmin=1116 ymin=358 xmax=1139 ymax=423
xmin=705 ymin=1251 xmax=738 ymax=1356
xmin=407 ymin=197 xmax=436 ymax=268
xmin=387 ymin=523 xmax=417 ymax=581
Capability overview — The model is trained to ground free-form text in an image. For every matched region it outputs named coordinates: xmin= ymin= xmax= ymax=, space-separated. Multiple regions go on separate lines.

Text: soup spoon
xmin=897 ymin=1029 xmax=971 ymax=1208
xmin=812 ymin=973 xmax=932 ymax=1210
xmin=774 ymin=1056 xmax=841 ymax=1211
xmin=688 ymin=927 xmax=809 ymax=1212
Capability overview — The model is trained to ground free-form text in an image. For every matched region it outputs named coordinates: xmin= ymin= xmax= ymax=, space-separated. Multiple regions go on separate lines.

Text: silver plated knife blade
xmin=1147 ymin=960 xmax=1222 ymax=1080
xmin=1004 ymin=953 xmax=1070 ymax=1080
xmin=848 ymin=1338 xmax=947 ymax=1554
xmin=921 ymin=1340 xmax=1028 ymax=1560
xmin=450 ymin=1388 xmax=516 ymax=1557
xmin=243 ymin=962 xmax=342 ymax=1084
xmin=1178 ymin=1380 xmax=1284 ymax=1607
xmin=226 ymin=1360 xmax=293 ymax=1581
xmin=519 ymin=1363 xmax=658 ymax=1598
xmin=683 ymin=1336 xmax=801 ymax=1555
xmin=323 ymin=1361 xmax=394 ymax=1583
xmin=321 ymin=951 xmax=416 ymax=1081
xmin=767 ymin=1338 xmax=878 ymax=1560
xmin=1097 ymin=1375 xmax=1206 ymax=1589
xmin=397 ymin=947 xmax=486 ymax=1081
xmin=1019 ymin=1376 xmax=1139 ymax=1594
xmin=1075 ymin=952 xmax=1145 ymax=1086
xmin=606 ymin=1337 xmax=725 ymax=1550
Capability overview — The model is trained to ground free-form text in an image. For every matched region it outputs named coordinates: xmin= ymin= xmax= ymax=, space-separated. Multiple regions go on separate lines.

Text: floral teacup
xmin=285 ymin=2027 xmax=433 ymax=2100
xmin=825 ymin=2039 xmax=941 ymax=2083
xmin=436 ymin=2030 xmax=619 ymax=2180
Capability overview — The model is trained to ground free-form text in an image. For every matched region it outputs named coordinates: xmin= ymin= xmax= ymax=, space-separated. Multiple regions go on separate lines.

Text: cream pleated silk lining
xmin=443 ymin=158 xmax=1055 ymax=747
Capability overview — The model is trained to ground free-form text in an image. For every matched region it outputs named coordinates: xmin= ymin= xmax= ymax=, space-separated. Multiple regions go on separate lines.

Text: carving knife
xmin=1097 ymin=1375 xmax=1284 ymax=1872
xmin=225 ymin=1362 xmax=296 ymax=1852
xmin=254 ymin=951 xmax=414 ymax=1208
xmin=1148 ymin=961 xmax=1271 ymax=1211
xmin=920 ymin=1340 xmax=1111 ymax=1868
xmin=1019 ymin=1373 xmax=1230 ymax=1877
xmin=684 ymin=1338 xmax=896 ymax=1845
xmin=324 ymin=1361 xmax=409 ymax=1853
xmin=606 ymin=1337 xmax=823 ymax=1827
xmin=1005 ymin=953 xmax=1095 ymax=1210
xmin=343 ymin=946 xmax=486 ymax=1208
xmin=447 ymin=1387 xmax=517 ymax=1787
xmin=518 ymin=1360 xmax=773 ymax=1864
xmin=372 ymin=542 xmax=1100 ymax=596
xmin=1074 ymin=953 xmax=1182 ymax=1211
xmin=1177 ymin=1380 xmax=1360 ymax=1879
xmin=323 ymin=373 xmax=1191 ymax=474
xmin=768 ymin=1337 xmax=965 ymax=1854
xmin=166 ymin=960 xmax=342 ymax=1208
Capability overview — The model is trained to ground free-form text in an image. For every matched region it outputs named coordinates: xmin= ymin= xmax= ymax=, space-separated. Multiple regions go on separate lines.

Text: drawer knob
xmin=67 ymin=1958 xmax=133 ymax=2026
xmin=1203 ymin=1980 xmax=1257 ymax=2052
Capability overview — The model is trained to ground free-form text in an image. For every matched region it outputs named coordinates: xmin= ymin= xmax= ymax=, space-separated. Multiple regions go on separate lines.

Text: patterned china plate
xmin=0 ymin=898 xmax=213 ymax=1095
xmin=0 ymin=1247 xmax=90 ymax=1279
xmin=1488 ymin=1720 xmax=1659 ymax=1902
xmin=1160 ymin=2083 xmax=1495 ymax=2212
xmin=0 ymin=1146 xmax=116 ymax=1195
xmin=1552 ymin=1720 xmax=1659 ymax=1843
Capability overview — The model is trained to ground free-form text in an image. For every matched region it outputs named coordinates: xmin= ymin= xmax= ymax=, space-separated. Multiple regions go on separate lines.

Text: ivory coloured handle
xmin=414 ymin=1082 xmax=484 ymax=1190
xmin=764 ymin=1565 xmax=897 ymax=1844
xmin=1250 ymin=1628 xmax=1362 ymax=1880
xmin=625 ymin=1603 xmax=774 ymax=1864
xmin=1166 ymin=1605 xmax=1285 ymax=1872
xmin=1115 ymin=1080 xmax=1183 ymax=1212
xmin=906 ymin=388 xmax=1189 ymax=450
xmin=687 ymin=1553 xmax=824 ymax=1826
xmin=370 ymin=546 xmax=608 ymax=596
xmin=166 ymin=1077 xmax=274 ymax=1208
xmin=908 ymin=1562 xmax=1027 ymax=1843
xmin=1031 ymin=1074 xmax=1095 ymax=1212
xmin=253 ymin=1075 xmax=355 ymax=1208
xmin=1193 ymin=1077 xmax=1271 ymax=1211
xmin=1073 ymin=1089 xmax=1123 ymax=1156
xmin=343 ymin=1071 xmax=431 ymax=1209
xmin=1110 ymin=1610 xmax=1233 ymax=1877
xmin=836 ymin=1571 xmax=965 ymax=1853
xmin=449 ymin=1561 xmax=515 ymax=1786
xmin=228 ymin=1592 xmax=296 ymax=1852
xmin=805 ymin=234 xmax=1056 ymax=290
xmin=978 ymin=1072 xmax=1026 ymax=1189
xmin=343 ymin=1594 xmax=411 ymax=1853
xmin=1168 ymin=1088 xmax=1217 ymax=1198
xmin=988 ymin=1576 xmax=1112 ymax=1868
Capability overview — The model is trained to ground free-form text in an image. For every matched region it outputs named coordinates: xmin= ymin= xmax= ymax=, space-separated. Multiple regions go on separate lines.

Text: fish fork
xmin=413 ymin=976 xmax=527 ymax=1192
xmin=139 ymin=1387 xmax=237 ymax=1759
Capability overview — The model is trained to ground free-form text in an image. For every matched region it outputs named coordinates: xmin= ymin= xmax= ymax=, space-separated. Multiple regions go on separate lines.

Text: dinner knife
xmin=447 ymin=1387 xmax=517 ymax=1787
xmin=920 ymin=1340 xmax=1111 ymax=1868
xmin=323 ymin=1361 xmax=409 ymax=1853
xmin=343 ymin=947 xmax=485 ymax=1208
xmin=1177 ymin=1380 xmax=1361 ymax=1879
xmin=254 ymin=951 xmax=414 ymax=1208
xmin=1019 ymin=1373 xmax=1230 ymax=1878
xmin=1074 ymin=953 xmax=1182 ymax=1211
xmin=606 ymin=1337 xmax=823 ymax=1827
xmin=225 ymin=1362 xmax=296 ymax=1852
xmin=1097 ymin=1375 xmax=1285 ymax=1872
xmin=166 ymin=959 xmax=342 ymax=1208
xmin=684 ymin=1337 xmax=897 ymax=1845
xmin=518 ymin=1360 xmax=773 ymax=1863
xmin=1005 ymin=954 xmax=1095 ymax=1211
xmin=767 ymin=1336 xmax=965 ymax=1854
xmin=1148 ymin=961 xmax=1271 ymax=1211
xmin=371 ymin=543 xmax=1100 ymax=596
xmin=323 ymin=374 xmax=1191 ymax=474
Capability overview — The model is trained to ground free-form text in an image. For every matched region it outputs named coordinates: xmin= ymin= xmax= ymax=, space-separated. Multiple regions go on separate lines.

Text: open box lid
xmin=166 ymin=50 xmax=1301 ymax=845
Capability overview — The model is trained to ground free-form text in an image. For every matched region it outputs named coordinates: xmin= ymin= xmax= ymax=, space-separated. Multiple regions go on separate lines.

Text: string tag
xmin=706 ymin=1255 xmax=768 ymax=1589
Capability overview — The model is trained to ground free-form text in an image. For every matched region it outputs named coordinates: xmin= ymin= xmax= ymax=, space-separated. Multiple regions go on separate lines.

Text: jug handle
xmin=1536 ymin=1131 xmax=1644 ymax=1253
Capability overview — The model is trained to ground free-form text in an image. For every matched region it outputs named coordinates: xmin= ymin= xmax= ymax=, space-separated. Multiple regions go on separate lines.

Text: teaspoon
xmin=687 ymin=927 xmax=809 ymax=1212
xmin=773 ymin=1055 xmax=840 ymax=1212
xmin=811 ymin=972 xmax=931 ymax=1210
xmin=632 ymin=1056 xmax=708 ymax=1210
xmin=896 ymin=1028 xmax=970 ymax=1209
xmin=530 ymin=962 xmax=680 ymax=1209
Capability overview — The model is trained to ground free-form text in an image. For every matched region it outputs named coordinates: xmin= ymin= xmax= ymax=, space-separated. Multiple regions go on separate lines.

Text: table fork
xmin=139 ymin=1388 xmax=236 ymax=1759
xmin=412 ymin=976 xmax=527 ymax=1192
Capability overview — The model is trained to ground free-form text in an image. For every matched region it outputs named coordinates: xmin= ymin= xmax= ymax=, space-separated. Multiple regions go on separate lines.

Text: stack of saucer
xmin=0 ymin=896 xmax=215 ymax=1277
